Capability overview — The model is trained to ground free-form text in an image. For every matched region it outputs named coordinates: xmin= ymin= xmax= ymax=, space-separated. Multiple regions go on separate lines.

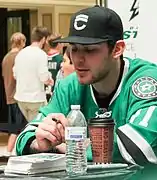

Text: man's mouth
xmin=76 ymin=69 xmax=89 ymax=76
xmin=76 ymin=68 xmax=89 ymax=71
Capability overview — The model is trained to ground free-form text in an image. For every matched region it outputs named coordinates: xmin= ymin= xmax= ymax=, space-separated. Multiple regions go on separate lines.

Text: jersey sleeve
xmin=16 ymin=80 xmax=71 ymax=155
xmin=117 ymin=75 xmax=157 ymax=165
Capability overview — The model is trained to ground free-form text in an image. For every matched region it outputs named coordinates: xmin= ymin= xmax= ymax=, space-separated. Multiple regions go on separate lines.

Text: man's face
xmin=70 ymin=43 xmax=114 ymax=84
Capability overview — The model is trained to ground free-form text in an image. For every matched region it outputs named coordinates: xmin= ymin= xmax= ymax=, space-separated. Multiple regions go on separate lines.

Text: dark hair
xmin=63 ymin=46 xmax=72 ymax=64
xmin=48 ymin=34 xmax=62 ymax=48
xmin=63 ymin=46 xmax=67 ymax=55
xmin=31 ymin=26 xmax=50 ymax=42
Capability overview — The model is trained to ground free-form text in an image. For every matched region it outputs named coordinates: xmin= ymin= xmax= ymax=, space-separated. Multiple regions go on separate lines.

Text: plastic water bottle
xmin=65 ymin=105 xmax=87 ymax=176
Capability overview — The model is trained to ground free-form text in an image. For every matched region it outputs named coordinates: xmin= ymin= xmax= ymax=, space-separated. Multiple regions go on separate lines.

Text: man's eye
xmin=71 ymin=48 xmax=78 ymax=52
xmin=85 ymin=49 xmax=95 ymax=53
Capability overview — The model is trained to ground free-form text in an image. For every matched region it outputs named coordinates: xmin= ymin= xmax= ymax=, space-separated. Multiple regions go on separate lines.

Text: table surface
xmin=0 ymin=164 xmax=155 ymax=180
xmin=1 ymin=161 xmax=157 ymax=180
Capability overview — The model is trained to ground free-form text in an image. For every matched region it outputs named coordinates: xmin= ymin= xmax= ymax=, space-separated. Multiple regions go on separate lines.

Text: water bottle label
xmin=65 ymin=127 xmax=87 ymax=140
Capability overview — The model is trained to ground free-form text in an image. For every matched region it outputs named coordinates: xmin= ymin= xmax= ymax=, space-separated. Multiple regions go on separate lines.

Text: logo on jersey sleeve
xmin=132 ymin=77 xmax=157 ymax=99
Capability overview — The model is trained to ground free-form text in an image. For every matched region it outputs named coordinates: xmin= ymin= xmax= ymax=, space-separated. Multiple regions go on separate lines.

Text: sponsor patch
xmin=132 ymin=77 xmax=157 ymax=99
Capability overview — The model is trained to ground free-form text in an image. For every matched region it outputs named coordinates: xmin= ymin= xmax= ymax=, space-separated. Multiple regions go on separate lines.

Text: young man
xmin=13 ymin=26 xmax=54 ymax=122
xmin=2 ymin=32 xmax=27 ymax=153
xmin=44 ymin=34 xmax=63 ymax=101
xmin=47 ymin=34 xmax=63 ymax=84
xmin=16 ymin=6 xmax=157 ymax=166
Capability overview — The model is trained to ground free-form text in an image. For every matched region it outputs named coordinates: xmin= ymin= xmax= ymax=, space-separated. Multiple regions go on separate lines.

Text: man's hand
xmin=31 ymin=113 xmax=68 ymax=152
xmin=44 ymin=77 xmax=54 ymax=86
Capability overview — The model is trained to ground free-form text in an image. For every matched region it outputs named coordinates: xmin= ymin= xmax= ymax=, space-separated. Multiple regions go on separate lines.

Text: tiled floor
xmin=0 ymin=146 xmax=8 ymax=156
xmin=0 ymin=132 xmax=9 ymax=156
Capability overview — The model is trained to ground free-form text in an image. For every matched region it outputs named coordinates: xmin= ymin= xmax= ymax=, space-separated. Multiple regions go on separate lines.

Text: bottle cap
xmin=71 ymin=105 xmax=81 ymax=110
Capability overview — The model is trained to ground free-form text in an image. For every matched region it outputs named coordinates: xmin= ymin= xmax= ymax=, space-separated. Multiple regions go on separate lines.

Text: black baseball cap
xmin=54 ymin=5 xmax=123 ymax=45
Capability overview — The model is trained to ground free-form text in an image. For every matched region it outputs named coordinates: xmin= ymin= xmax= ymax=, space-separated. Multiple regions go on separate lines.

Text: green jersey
xmin=47 ymin=52 xmax=62 ymax=91
xmin=16 ymin=58 xmax=157 ymax=165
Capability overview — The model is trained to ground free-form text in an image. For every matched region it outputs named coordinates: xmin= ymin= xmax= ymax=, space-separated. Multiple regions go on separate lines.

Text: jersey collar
xmin=90 ymin=57 xmax=130 ymax=106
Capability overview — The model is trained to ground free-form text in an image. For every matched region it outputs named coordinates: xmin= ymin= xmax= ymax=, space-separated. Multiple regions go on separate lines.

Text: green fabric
xmin=48 ymin=53 xmax=62 ymax=81
xmin=47 ymin=53 xmax=63 ymax=91
xmin=16 ymin=57 xmax=157 ymax=163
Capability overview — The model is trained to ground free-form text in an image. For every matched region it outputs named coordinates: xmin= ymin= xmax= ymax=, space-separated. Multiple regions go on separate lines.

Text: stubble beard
xmin=90 ymin=69 xmax=110 ymax=85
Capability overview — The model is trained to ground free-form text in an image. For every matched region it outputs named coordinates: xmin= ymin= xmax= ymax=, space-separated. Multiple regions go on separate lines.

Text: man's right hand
xmin=31 ymin=113 xmax=68 ymax=152
xmin=44 ymin=77 xmax=54 ymax=86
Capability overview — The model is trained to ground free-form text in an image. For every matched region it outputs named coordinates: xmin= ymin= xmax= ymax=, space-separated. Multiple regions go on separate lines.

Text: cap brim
xmin=53 ymin=36 xmax=109 ymax=45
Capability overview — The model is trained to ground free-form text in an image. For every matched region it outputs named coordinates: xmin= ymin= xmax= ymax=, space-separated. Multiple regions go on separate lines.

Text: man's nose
xmin=76 ymin=52 xmax=86 ymax=63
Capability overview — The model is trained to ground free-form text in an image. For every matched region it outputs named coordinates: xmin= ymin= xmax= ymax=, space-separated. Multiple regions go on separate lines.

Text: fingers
xmin=47 ymin=113 xmax=68 ymax=142
xmin=47 ymin=113 xmax=68 ymax=127
xmin=36 ymin=127 xmax=59 ymax=147
xmin=38 ymin=121 xmax=61 ymax=142
xmin=36 ymin=113 xmax=68 ymax=145
xmin=57 ymin=123 xmax=65 ymax=142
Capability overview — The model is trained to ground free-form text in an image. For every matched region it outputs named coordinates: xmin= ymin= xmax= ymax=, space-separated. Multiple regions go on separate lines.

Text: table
xmin=1 ymin=163 xmax=157 ymax=180
xmin=0 ymin=164 xmax=145 ymax=180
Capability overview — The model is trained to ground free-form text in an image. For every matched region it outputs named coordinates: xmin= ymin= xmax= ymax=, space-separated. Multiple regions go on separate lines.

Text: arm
xmin=38 ymin=52 xmax=54 ymax=86
xmin=117 ymin=106 xmax=157 ymax=165
xmin=16 ymin=81 xmax=71 ymax=155
xmin=116 ymin=76 xmax=157 ymax=166
xmin=30 ymin=139 xmax=66 ymax=154
xmin=12 ymin=65 xmax=16 ymax=79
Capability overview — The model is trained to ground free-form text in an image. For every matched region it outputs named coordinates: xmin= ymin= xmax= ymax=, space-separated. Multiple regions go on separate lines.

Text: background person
xmin=61 ymin=46 xmax=75 ymax=78
xmin=44 ymin=34 xmax=63 ymax=101
xmin=55 ymin=46 xmax=75 ymax=87
xmin=13 ymin=26 xmax=54 ymax=122
xmin=2 ymin=32 xmax=27 ymax=154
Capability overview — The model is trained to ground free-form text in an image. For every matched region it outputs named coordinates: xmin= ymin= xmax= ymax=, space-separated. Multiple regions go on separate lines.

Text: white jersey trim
xmin=129 ymin=109 xmax=142 ymax=123
xmin=48 ymin=53 xmax=59 ymax=59
xmin=139 ymin=106 xmax=156 ymax=127
xmin=117 ymin=136 xmax=136 ymax=164
xmin=119 ymin=124 xmax=157 ymax=164
xmin=90 ymin=58 xmax=129 ymax=106
xmin=90 ymin=85 xmax=98 ymax=106
xmin=110 ymin=58 xmax=129 ymax=105
xmin=21 ymin=124 xmax=38 ymax=134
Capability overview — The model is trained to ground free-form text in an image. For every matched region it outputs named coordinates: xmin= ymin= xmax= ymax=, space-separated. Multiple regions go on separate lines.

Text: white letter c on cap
xmin=74 ymin=14 xmax=89 ymax=31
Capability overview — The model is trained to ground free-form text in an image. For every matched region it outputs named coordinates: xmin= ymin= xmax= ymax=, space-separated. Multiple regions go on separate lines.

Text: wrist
xmin=29 ymin=139 xmax=61 ymax=154
xmin=29 ymin=139 xmax=41 ymax=154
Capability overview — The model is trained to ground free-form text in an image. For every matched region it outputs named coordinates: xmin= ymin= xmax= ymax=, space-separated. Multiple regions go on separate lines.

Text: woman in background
xmin=2 ymin=32 xmax=27 ymax=154
xmin=55 ymin=46 xmax=75 ymax=87
xmin=61 ymin=46 xmax=75 ymax=77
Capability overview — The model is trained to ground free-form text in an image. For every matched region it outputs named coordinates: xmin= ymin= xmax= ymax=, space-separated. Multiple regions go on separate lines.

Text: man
xmin=2 ymin=32 xmax=27 ymax=153
xmin=16 ymin=6 xmax=157 ymax=166
xmin=44 ymin=34 xmax=63 ymax=101
xmin=13 ymin=26 xmax=54 ymax=122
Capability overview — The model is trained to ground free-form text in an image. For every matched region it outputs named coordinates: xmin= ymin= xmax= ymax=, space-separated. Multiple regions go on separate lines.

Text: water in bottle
xmin=65 ymin=105 xmax=87 ymax=176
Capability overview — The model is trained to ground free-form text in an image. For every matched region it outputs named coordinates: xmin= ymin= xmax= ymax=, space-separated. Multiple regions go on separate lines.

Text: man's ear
xmin=112 ymin=40 xmax=125 ymax=58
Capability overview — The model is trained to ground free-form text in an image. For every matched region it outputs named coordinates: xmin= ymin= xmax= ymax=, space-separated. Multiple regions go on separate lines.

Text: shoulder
xmin=48 ymin=53 xmax=63 ymax=62
xmin=2 ymin=52 xmax=10 ymax=62
xmin=54 ymin=72 xmax=87 ymax=96
xmin=31 ymin=47 xmax=47 ymax=60
xmin=125 ymin=57 xmax=157 ymax=80
xmin=54 ymin=54 xmax=63 ymax=62
xmin=124 ymin=58 xmax=157 ymax=100
xmin=57 ymin=72 xmax=80 ymax=89
xmin=2 ymin=51 xmax=17 ymax=64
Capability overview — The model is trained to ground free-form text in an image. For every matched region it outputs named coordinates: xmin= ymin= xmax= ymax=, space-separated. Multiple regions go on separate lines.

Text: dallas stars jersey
xmin=47 ymin=52 xmax=63 ymax=91
xmin=16 ymin=57 xmax=157 ymax=165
